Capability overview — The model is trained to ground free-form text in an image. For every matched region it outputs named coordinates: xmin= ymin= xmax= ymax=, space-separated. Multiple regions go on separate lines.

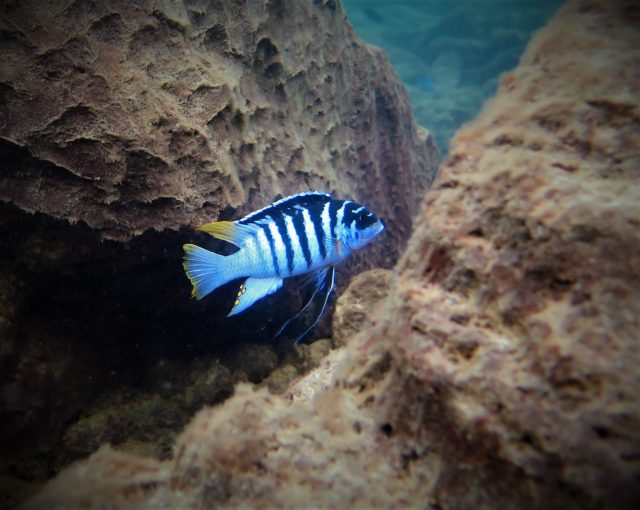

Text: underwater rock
xmin=23 ymin=446 xmax=173 ymax=510
xmin=260 ymin=339 xmax=333 ymax=394
xmin=366 ymin=0 xmax=640 ymax=505
xmin=332 ymin=268 xmax=392 ymax=347
xmin=0 ymin=0 xmax=436 ymax=501
xmin=21 ymin=0 xmax=640 ymax=508
xmin=63 ymin=396 xmax=183 ymax=460
xmin=182 ymin=361 xmax=235 ymax=413
xmin=286 ymin=346 xmax=348 ymax=403
xmin=0 ymin=0 xmax=435 ymax=248
xmin=223 ymin=343 xmax=279 ymax=384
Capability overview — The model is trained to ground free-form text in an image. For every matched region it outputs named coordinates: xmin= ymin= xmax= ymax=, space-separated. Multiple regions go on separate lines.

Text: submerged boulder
xmin=0 ymin=0 xmax=436 ymax=244
xmin=0 ymin=0 xmax=436 ymax=504
xmin=23 ymin=0 xmax=640 ymax=509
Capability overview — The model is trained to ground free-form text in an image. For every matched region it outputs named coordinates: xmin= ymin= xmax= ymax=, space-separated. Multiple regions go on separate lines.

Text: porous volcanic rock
xmin=0 ymin=0 xmax=436 ymax=246
xmin=0 ymin=0 xmax=436 ymax=504
xmin=332 ymin=267 xmax=392 ymax=346
xmin=22 ymin=0 xmax=640 ymax=509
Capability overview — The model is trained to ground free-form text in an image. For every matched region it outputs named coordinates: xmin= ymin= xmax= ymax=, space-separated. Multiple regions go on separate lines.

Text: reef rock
xmin=0 ymin=0 xmax=435 ymax=246
xmin=0 ymin=0 xmax=436 ymax=500
xmin=22 ymin=0 xmax=640 ymax=509
xmin=332 ymin=268 xmax=392 ymax=346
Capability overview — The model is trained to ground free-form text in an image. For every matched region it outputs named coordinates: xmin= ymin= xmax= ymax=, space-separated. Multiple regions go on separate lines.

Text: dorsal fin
xmin=199 ymin=221 xmax=261 ymax=247
xmin=238 ymin=191 xmax=331 ymax=225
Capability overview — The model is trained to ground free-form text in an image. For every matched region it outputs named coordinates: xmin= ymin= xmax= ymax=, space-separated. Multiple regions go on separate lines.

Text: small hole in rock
xmin=381 ymin=423 xmax=393 ymax=436
xmin=521 ymin=432 xmax=534 ymax=445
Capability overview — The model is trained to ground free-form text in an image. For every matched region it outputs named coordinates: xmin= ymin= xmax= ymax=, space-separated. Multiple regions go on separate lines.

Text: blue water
xmin=343 ymin=0 xmax=564 ymax=155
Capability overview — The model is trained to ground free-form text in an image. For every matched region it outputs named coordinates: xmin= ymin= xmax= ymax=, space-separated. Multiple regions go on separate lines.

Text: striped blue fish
xmin=182 ymin=191 xmax=384 ymax=343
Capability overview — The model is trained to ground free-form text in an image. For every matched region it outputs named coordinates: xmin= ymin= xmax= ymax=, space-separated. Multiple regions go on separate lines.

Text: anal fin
xmin=228 ymin=276 xmax=283 ymax=316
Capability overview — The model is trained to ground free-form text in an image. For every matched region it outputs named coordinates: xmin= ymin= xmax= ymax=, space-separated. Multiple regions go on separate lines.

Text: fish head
xmin=341 ymin=203 xmax=385 ymax=250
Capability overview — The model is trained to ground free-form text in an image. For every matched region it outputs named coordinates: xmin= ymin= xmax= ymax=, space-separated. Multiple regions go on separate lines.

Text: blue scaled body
xmin=182 ymin=191 xmax=384 ymax=342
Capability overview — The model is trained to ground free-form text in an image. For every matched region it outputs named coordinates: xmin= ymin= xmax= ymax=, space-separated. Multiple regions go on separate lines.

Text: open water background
xmin=343 ymin=0 xmax=565 ymax=154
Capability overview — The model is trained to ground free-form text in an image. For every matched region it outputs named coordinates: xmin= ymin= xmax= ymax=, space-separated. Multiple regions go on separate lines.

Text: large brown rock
xmin=0 ymin=0 xmax=436 ymax=504
xmin=0 ymin=0 xmax=436 ymax=246
xmin=20 ymin=0 xmax=640 ymax=509
xmin=383 ymin=0 xmax=640 ymax=505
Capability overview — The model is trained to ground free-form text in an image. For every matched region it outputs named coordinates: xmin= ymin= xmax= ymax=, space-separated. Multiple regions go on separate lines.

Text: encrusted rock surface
xmin=0 ymin=0 xmax=436 ymax=246
xmin=260 ymin=338 xmax=333 ymax=395
xmin=20 ymin=0 xmax=640 ymax=509
xmin=332 ymin=268 xmax=392 ymax=346
xmin=374 ymin=0 xmax=640 ymax=505
xmin=0 ymin=0 xmax=436 ymax=502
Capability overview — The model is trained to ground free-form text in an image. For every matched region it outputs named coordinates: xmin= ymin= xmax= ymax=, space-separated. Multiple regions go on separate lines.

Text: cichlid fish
xmin=182 ymin=191 xmax=384 ymax=343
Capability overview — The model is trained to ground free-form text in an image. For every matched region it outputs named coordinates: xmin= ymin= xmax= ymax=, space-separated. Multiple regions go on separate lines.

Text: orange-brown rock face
xmin=332 ymin=268 xmax=392 ymax=346
xmin=0 ymin=0 xmax=436 ymax=504
xmin=21 ymin=0 xmax=640 ymax=509
xmin=0 ymin=0 xmax=436 ymax=247
xmin=368 ymin=0 xmax=640 ymax=505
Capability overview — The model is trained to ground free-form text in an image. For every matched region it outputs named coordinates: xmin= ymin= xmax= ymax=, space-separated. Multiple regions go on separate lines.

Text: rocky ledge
xmin=0 ymin=1 xmax=436 ymax=507
xmin=23 ymin=0 xmax=640 ymax=509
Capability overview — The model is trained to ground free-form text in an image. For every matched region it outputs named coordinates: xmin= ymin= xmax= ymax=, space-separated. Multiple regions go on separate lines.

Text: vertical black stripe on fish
xmin=273 ymin=213 xmax=294 ymax=275
xmin=329 ymin=199 xmax=342 ymax=238
xmin=291 ymin=210 xmax=312 ymax=268
xmin=342 ymin=201 xmax=359 ymax=228
xmin=310 ymin=205 xmax=327 ymax=260
xmin=261 ymin=223 xmax=280 ymax=276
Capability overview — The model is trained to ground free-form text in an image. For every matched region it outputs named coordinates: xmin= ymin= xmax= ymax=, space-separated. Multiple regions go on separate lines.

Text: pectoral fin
xmin=228 ymin=276 xmax=283 ymax=316
xmin=292 ymin=266 xmax=335 ymax=345
xmin=273 ymin=266 xmax=336 ymax=345
xmin=272 ymin=267 xmax=330 ymax=339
